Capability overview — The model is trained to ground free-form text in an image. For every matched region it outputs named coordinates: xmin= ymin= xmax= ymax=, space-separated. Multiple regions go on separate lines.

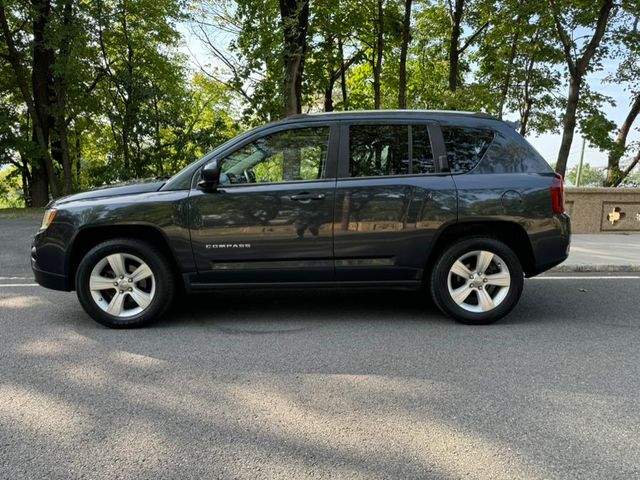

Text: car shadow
xmin=156 ymin=287 xmax=446 ymax=331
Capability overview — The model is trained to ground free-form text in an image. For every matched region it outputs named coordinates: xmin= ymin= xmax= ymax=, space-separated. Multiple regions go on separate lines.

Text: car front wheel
xmin=75 ymin=239 xmax=175 ymax=328
xmin=430 ymin=237 xmax=524 ymax=324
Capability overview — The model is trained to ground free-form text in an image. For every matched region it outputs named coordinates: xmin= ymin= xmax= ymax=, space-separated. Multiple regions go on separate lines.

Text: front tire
xmin=430 ymin=237 xmax=523 ymax=325
xmin=76 ymin=239 xmax=175 ymax=328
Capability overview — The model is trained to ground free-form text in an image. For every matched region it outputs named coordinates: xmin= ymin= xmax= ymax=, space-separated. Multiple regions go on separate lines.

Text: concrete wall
xmin=565 ymin=188 xmax=640 ymax=233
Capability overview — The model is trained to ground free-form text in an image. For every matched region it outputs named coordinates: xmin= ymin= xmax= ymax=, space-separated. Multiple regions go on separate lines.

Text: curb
xmin=550 ymin=264 xmax=640 ymax=273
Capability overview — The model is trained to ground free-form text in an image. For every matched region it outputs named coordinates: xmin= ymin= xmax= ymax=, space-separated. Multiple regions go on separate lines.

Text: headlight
xmin=41 ymin=208 xmax=57 ymax=230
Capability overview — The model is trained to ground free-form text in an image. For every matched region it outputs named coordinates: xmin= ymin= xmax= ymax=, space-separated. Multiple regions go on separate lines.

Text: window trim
xmin=191 ymin=123 xmax=339 ymax=190
xmin=339 ymin=121 xmax=444 ymax=179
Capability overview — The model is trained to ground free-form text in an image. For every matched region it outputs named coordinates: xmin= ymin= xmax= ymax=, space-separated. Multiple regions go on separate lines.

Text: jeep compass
xmin=32 ymin=111 xmax=571 ymax=328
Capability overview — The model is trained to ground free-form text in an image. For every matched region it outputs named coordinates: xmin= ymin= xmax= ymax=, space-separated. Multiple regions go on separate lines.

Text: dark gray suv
xmin=32 ymin=110 xmax=571 ymax=328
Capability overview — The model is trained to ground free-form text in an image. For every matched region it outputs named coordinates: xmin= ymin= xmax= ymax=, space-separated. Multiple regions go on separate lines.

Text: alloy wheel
xmin=447 ymin=250 xmax=511 ymax=313
xmin=88 ymin=253 xmax=156 ymax=318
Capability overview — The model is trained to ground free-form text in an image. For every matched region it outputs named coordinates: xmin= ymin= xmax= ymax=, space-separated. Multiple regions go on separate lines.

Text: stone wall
xmin=565 ymin=188 xmax=640 ymax=233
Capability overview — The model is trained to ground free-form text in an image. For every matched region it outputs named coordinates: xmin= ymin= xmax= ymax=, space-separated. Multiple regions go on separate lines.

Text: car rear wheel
xmin=430 ymin=237 xmax=523 ymax=324
xmin=76 ymin=239 xmax=175 ymax=328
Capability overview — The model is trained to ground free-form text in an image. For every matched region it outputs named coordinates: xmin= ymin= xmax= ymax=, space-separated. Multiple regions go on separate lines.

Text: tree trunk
xmin=519 ymin=52 xmax=536 ymax=136
xmin=122 ymin=112 xmax=131 ymax=173
xmin=0 ymin=1 xmax=59 ymax=205
xmin=75 ymin=130 xmax=81 ymax=184
xmin=52 ymin=0 xmax=74 ymax=195
xmin=373 ymin=0 xmax=384 ymax=109
xmin=498 ymin=28 xmax=520 ymax=119
xmin=153 ymin=94 xmax=164 ymax=175
xmin=556 ymin=75 xmax=581 ymax=177
xmin=398 ymin=0 xmax=412 ymax=109
xmin=614 ymin=150 xmax=640 ymax=186
xmin=20 ymin=160 xmax=32 ymax=208
xmin=324 ymin=83 xmax=335 ymax=112
xmin=605 ymin=93 xmax=640 ymax=186
xmin=326 ymin=41 xmax=362 ymax=112
xmin=339 ymin=38 xmax=348 ymax=106
xmin=279 ymin=0 xmax=309 ymax=116
xmin=448 ymin=0 xmax=463 ymax=91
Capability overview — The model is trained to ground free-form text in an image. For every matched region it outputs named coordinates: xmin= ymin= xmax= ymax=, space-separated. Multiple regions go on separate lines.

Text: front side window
xmin=442 ymin=126 xmax=494 ymax=173
xmin=349 ymin=124 xmax=435 ymax=177
xmin=221 ymin=127 xmax=329 ymax=185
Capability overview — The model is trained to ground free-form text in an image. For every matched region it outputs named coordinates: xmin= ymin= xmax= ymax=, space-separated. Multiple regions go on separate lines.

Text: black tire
xmin=75 ymin=239 xmax=175 ymax=328
xmin=429 ymin=236 xmax=523 ymax=325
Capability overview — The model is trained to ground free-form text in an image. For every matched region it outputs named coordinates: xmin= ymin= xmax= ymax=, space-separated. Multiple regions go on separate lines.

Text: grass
xmin=0 ymin=207 xmax=44 ymax=220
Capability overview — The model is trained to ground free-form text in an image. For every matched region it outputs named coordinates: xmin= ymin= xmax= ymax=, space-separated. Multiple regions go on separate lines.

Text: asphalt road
xmin=1 ymin=219 xmax=640 ymax=479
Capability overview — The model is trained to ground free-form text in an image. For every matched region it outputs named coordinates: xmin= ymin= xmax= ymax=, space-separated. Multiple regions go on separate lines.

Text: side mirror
xmin=198 ymin=159 xmax=223 ymax=191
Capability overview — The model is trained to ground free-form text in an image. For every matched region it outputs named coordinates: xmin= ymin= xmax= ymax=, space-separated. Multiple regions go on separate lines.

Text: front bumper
xmin=32 ymin=263 xmax=72 ymax=291
xmin=31 ymin=241 xmax=72 ymax=291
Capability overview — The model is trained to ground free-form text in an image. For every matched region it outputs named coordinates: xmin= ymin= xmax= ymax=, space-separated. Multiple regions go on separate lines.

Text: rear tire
xmin=429 ymin=237 xmax=523 ymax=325
xmin=75 ymin=239 xmax=175 ymax=328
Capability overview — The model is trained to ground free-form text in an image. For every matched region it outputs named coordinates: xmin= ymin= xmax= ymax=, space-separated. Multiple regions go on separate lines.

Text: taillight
xmin=551 ymin=173 xmax=564 ymax=214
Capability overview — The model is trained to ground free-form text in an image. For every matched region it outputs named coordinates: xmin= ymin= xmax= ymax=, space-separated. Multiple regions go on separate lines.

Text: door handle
xmin=290 ymin=192 xmax=325 ymax=201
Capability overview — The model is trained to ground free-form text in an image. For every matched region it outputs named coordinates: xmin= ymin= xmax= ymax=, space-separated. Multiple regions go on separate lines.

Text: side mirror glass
xmin=199 ymin=159 xmax=223 ymax=191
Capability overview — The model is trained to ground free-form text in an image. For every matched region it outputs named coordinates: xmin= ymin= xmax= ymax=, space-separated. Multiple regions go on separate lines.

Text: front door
xmin=189 ymin=125 xmax=337 ymax=284
xmin=334 ymin=121 xmax=457 ymax=283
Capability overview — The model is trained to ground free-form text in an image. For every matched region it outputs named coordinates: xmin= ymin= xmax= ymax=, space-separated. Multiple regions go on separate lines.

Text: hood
xmin=51 ymin=179 xmax=166 ymax=206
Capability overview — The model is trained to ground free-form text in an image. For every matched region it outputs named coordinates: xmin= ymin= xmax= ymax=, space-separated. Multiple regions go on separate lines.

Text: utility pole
xmin=575 ymin=137 xmax=586 ymax=187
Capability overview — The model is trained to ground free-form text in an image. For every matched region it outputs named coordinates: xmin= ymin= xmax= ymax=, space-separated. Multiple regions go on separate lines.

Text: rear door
xmin=189 ymin=124 xmax=338 ymax=284
xmin=333 ymin=121 xmax=457 ymax=283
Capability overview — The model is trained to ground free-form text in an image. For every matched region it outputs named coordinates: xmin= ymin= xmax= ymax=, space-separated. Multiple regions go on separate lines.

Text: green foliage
xmin=1 ymin=0 xmax=639 ymax=209
xmin=565 ymin=162 xmax=606 ymax=186
xmin=0 ymin=167 xmax=23 ymax=208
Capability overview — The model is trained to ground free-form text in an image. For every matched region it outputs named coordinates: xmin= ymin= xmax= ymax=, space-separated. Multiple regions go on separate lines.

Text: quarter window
xmin=221 ymin=127 xmax=329 ymax=184
xmin=441 ymin=126 xmax=494 ymax=173
xmin=348 ymin=124 xmax=435 ymax=177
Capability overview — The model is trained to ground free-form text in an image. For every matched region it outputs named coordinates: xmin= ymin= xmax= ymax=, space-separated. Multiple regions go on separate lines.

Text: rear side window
xmin=349 ymin=124 xmax=435 ymax=177
xmin=442 ymin=126 xmax=494 ymax=173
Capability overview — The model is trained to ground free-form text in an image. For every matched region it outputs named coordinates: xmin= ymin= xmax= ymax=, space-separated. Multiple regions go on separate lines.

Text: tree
xmin=303 ymin=0 xmax=365 ymax=112
xmin=398 ymin=0 xmax=412 ymax=108
xmin=603 ymin=4 xmax=640 ymax=186
xmin=474 ymin=0 xmax=563 ymax=135
xmin=549 ymin=0 xmax=614 ymax=177
xmin=280 ymin=0 xmax=309 ymax=116
xmin=0 ymin=0 xmax=59 ymax=205
xmin=446 ymin=0 xmax=489 ymax=92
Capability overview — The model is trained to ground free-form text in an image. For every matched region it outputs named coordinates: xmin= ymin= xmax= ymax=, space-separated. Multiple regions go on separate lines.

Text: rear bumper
xmin=527 ymin=213 xmax=571 ymax=277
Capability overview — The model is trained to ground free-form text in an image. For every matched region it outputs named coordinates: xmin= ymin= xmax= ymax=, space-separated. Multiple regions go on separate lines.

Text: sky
xmin=178 ymin=23 xmax=639 ymax=174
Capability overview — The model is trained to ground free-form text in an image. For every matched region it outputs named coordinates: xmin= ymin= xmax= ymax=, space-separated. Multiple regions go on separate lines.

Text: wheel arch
xmin=425 ymin=221 xmax=536 ymax=278
xmin=67 ymin=224 xmax=183 ymax=291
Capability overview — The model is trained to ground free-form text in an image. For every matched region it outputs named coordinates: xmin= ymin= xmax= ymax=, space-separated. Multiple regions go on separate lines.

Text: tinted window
xmin=349 ymin=124 xmax=435 ymax=177
xmin=442 ymin=126 xmax=494 ymax=173
xmin=475 ymin=129 xmax=553 ymax=174
xmin=350 ymin=125 xmax=409 ymax=177
xmin=221 ymin=127 xmax=329 ymax=184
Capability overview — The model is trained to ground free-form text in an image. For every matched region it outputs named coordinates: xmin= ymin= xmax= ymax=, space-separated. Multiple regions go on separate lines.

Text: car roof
xmin=267 ymin=110 xmax=503 ymax=128
xmin=282 ymin=109 xmax=497 ymax=121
